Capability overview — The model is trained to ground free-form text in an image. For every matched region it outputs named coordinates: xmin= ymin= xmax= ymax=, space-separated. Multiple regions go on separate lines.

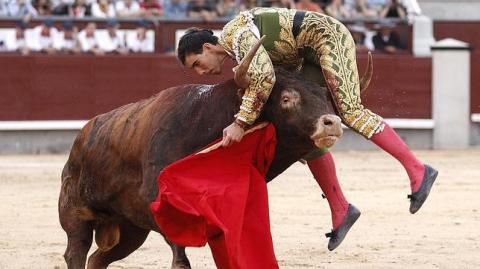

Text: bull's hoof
xmin=408 ymin=164 xmax=438 ymax=214
xmin=171 ymin=260 xmax=191 ymax=269
xmin=325 ymin=204 xmax=361 ymax=251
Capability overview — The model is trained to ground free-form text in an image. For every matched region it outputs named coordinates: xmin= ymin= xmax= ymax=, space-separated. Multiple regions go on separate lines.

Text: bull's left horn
xmin=360 ymin=51 xmax=373 ymax=93
xmin=234 ymin=35 xmax=266 ymax=89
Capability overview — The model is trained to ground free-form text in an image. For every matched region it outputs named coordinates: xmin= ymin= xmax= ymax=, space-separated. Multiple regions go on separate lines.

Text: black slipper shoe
xmin=408 ymin=164 xmax=438 ymax=214
xmin=325 ymin=204 xmax=361 ymax=251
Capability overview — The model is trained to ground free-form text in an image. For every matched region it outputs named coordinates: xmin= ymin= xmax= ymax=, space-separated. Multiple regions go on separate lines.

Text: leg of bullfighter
xmin=302 ymin=148 xmax=360 ymax=251
xmin=86 ymin=220 xmax=150 ymax=268
xmin=298 ymin=12 xmax=438 ymax=214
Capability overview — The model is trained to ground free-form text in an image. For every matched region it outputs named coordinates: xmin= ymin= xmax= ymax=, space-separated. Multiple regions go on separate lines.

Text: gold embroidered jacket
xmin=219 ymin=7 xmax=384 ymax=138
xmin=218 ymin=7 xmax=300 ymax=125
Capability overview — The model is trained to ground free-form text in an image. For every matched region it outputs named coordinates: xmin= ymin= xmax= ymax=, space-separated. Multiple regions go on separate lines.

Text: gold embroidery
xmin=235 ymin=30 xmax=275 ymax=125
xmin=297 ymin=12 xmax=383 ymax=138
xmin=220 ymin=8 xmax=384 ymax=136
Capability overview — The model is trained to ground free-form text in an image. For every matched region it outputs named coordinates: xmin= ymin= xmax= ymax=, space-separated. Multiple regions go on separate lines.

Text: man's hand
xmin=221 ymin=121 xmax=246 ymax=147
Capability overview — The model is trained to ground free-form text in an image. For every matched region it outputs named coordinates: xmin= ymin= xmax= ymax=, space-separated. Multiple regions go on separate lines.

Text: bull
xmin=59 ymin=41 xmax=373 ymax=268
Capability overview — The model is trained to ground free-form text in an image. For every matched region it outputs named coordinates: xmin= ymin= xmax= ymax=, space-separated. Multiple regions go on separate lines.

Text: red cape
xmin=150 ymin=124 xmax=279 ymax=269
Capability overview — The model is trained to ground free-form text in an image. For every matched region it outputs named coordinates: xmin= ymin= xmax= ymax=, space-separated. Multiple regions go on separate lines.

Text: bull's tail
xmin=95 ymin=221 xmax=121 ymax=252
xmin=75 ymin=207 xmax=121 ymax=252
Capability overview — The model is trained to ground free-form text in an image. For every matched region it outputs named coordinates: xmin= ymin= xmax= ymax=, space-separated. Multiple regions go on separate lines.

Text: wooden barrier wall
xmin=0 ymin=53 xmax=431 ymax=121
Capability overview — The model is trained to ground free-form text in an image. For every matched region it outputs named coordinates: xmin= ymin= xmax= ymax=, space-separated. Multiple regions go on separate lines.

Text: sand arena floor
xmin=0 ymin=149 xmax=479 ymax=269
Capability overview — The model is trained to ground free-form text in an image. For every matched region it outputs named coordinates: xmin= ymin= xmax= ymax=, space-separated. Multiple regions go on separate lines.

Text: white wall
xmin=418 ymin=0 xmax=480 ymax=20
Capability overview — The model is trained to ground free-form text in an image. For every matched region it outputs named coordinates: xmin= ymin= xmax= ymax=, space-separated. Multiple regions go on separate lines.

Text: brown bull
xmin=59 ymin=37 xmax=375 ymax=268
xmin=59 ymin=66 xmax=346 ymax=268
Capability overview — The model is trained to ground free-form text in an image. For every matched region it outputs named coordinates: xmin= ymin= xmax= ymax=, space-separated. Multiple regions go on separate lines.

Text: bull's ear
xmin=234 ymin=35 xmax=266 ymax=89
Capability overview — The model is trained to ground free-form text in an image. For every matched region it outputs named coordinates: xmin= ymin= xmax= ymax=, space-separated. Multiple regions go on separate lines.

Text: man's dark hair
xmin=177 ymin=28 xmax=219 ymax=65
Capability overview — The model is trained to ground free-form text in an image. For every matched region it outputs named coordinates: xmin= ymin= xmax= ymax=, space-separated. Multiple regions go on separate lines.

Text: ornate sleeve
xmin=235 ymin=30 xmax=276 ymax=125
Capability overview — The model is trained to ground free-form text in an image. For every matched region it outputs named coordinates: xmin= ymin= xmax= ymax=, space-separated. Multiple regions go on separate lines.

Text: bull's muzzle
xmin=310 ymin=114 xmax=343 ymax=148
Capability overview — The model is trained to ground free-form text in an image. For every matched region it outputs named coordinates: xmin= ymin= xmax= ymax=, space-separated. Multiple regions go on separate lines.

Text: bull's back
xmin=61 ymin=90 xmax=171 ymax=223
xmin=62 ymin=82 xmax=243 ymax=229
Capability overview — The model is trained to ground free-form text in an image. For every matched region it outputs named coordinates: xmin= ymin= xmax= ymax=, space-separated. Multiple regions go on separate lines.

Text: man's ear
xmin=203 ymin=43 xmax=213 ymax=51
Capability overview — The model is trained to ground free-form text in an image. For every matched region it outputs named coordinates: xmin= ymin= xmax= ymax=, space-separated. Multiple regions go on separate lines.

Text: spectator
xmin=314 ymin=0 xmax=330 ymax=9
xmin=239 ymin=0 xmax=257 ymax=11
xmin=30 ymin=17 xmax=58 ymax=54
xmin=140 ymin=0 xmax=163 ymax=17
xmin=55 ymin=20 xmax=81 ymax=54
xmin=296 ymin=0 xmax=323 ymax=12
xmin=187 ymin=0 xmax=216 ymax=21
xmin=0 ymin=0 xmax=7 ymax=16
xmin=69 ymin=0 xmax=91 ymax=17
xmin=78 ymin=22 xmax=104 ymax=55
xmin=379 ymin=0 xmax=406 ymax=19
xmin=0 ymin=39 xmax=6 ymax=52
xmin=127 ymin=21 xmax=154 ymax=53
xmin=350 ymin=0 xmax=377 ymax=18
xmin=372 ymin=21 xmax=404 ymax=53
xmin=216 ymin=0 xmax=237 ymax=19
xmin=349 ymin=23 xmax=372 ymax=52
xmin=325 ymin=0 xmax=351 ymax=19
xmin=32 ymin=0 xmax=52 ymax=15
xmin=368 ymin=0 xmax=386 ymax=11
xmin=266 ymin=0 xmax=295 ymax=8
xmin=99 ymin=19 xmax=128 ymax=54
xmin=115 ymin=0 xmax=140 ymax=17
xmin=9 ymin=21 xmax=30 ymax=55
xmin=6 ymin=0 xmax=38 ymax=20
xmin=91 ymin=0 xmax=115 ymax=17
xmin=51 ymin=0 xmax=74 ymax=15
xmin=163 ymin=0 xmax=187 ymax=19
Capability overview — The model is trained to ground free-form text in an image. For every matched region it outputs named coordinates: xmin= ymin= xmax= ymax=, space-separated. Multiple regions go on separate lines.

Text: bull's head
xmin=234 ymin=36 xmax=343 ymax=149
xmin=262 ymin=69 xmax=343 ymax=149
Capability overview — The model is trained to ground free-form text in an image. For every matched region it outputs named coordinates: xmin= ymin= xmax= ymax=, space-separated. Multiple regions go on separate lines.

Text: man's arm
xmin=235 ymin=30 xmax=276 ymax=126
xmin=221 ymin=30 xmax=275 ymax=147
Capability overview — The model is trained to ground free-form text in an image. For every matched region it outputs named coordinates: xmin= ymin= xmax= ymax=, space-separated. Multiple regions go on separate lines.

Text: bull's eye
xmin=280 ymin=90 xmax=300 ymax=109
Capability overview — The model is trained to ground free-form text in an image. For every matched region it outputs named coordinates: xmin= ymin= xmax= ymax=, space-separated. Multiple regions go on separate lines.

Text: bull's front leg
xmin=169 ymin=243 xmax=191 ymax=269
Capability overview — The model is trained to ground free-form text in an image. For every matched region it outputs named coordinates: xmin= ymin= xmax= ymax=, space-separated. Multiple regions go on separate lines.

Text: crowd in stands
xmin=0 ymin=19 xmax=154 ymax=54
xmin=0 ymin=0 xmax=411 ymax=54
xmin=0 ymin=0 xmax=409 ymax=20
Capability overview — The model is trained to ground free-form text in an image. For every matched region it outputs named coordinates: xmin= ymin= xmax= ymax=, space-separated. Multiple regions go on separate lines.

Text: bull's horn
xmin=234 ymin=35 xmax=266 ymax=89
xmin=360 ymin=51 xmax=373 ymax=93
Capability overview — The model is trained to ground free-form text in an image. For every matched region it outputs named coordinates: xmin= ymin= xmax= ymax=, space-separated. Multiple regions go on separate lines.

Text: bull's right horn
xmin=360 ymin=51 xmax=373 ymax=93
xmin=234 ymin=35 xmax=266 ymax=89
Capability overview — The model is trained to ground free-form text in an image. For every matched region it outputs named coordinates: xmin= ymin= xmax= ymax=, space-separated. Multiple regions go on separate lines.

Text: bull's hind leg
xmin=86 ymin=220 xmax=149 ymax=269
xmin=169 ymin=244 xmax=191 ymax=269
xmin=60 ymin=209 xmax=94 ymax=269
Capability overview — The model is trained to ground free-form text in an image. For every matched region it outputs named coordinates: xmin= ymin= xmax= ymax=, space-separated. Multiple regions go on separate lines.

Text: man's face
xmin=86 ymin=23 xmax=96 ymax=36
xmin=184 ymin=44 xmax=223 ymax=75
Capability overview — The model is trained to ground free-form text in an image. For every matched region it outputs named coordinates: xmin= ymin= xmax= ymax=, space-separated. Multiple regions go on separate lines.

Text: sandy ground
xmin=0 ymin=149 xmax=479 ymax=269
